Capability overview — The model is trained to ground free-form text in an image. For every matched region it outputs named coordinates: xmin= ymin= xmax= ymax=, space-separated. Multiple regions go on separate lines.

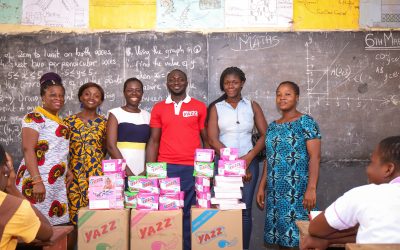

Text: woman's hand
xmin=65 ymin=169 xmax=73 ymax=189
xmin=33 ymin=181 xmax=46 ymax=203
xmin=125 ymin=166 xmax=134 ymax=176
xmin=303 ymin=187 xmax=317 ymax=211
xmin=5 ymin=153 xmax=17 ymax=192
xmin=241 ymin=153 xmax=253 ymax=172
xmin=241 ymin=152 xmax=254 ymax=183
xmin=256 ymin=187 xmax=265 ymax=209
xmin=243 ymin=168 xmax=252 ymax=183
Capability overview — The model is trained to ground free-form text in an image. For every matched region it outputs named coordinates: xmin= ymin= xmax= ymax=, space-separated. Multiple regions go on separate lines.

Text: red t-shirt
xmin=150 ymin=97 xmax=207 ymax=166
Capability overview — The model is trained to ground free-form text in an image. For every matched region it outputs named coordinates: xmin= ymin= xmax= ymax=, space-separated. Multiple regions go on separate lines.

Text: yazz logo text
xmin=183 ymin=111 xmax=198 ymax=117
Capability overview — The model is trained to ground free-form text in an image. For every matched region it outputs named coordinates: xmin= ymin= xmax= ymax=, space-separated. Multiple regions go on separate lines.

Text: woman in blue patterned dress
xmin=256 ymin=81 xmax=321 ymax=249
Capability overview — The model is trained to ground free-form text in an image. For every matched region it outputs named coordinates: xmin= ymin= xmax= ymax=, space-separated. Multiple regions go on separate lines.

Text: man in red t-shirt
xmin=146 ymin=69 xmax=208 ymax=250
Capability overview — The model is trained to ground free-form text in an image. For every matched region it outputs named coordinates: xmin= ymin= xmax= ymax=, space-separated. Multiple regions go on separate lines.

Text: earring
xmin=97 ymin=106 xmax=102 ymax=114
xmin=80 ymin=103 xmax=83 ymax=109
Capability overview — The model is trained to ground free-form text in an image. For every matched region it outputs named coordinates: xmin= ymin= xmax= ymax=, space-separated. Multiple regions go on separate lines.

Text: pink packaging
xmin=89 ymin=174 xmax=124 ymax=189
xmin=218 ymin=159 xmax=246 ymax=176
xmin=102 ymin=159 xmax=126 ymax=173
xmin=88 ymin=188 xmax=123 ymax=200
xmin=220 ymin=148 xmax=239 ymax=161
xmin=138 ymin=178 xmax=160 ymax=194
xmin=179 ymin=191 xmax=185 ymax=208
xmin=159 ymin=193 xmax=181 ymax=210
xmin=194 ymin=148 xmax=215 ymax=162
xmin=159 ymin=177 xmax=181 ymax=193
xmin=136 ymin=193 xmax=159 ymax=210
xmin=196 ymin=191 xmax=211 ymax=208
xmin=89 ymin=199 xmax=124 ymax=210
xmin=195 ymin=177 xmax=211 ymax=192
xmin=88 ymin=188 xmax=124 ymax=209
xmin=112 ymin=171 xmax=126 ymax=179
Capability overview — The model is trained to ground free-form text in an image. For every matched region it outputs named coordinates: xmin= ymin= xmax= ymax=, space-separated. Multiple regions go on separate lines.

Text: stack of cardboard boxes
xmin=79 ymin=153 xmax=244 ymax=250
xmin=79 ymin=160 xmax=184 ymax=250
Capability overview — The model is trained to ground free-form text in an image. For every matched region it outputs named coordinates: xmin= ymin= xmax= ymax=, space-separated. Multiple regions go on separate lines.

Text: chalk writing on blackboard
xmin=365 ymin=32 xmax=400 ymax=50
xmin=0 ymin=32 xmax=208 ymax=163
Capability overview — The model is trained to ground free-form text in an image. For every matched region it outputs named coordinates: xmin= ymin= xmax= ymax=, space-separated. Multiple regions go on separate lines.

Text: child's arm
xmin=300 ymin=234 xmax=356 ymax=250
xmin=309 ymin=211 xmax=337 ymax=237
xmin=305 ymin=211 xmax=358 ymax=249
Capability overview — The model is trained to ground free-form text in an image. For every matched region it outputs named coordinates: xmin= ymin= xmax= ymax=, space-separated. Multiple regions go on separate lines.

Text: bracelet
xmin=32 ymin=180 xmax=43 ymax=185
xmin=31 ymin=175 xmax=41 ymax=180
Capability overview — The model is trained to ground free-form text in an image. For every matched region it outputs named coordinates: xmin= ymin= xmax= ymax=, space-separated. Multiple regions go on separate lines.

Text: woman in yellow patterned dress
xmin=63 ymin=82 xmax=107 ymax=225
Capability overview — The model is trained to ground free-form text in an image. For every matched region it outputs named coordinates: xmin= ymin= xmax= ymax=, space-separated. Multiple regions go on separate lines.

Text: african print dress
xmin=63 ymin=115 xmax=107 ymax=224
xmin=264 ymin=114 xmax=321 ymax=247
xmin=16 ymin=106 xmax=70 ymax=226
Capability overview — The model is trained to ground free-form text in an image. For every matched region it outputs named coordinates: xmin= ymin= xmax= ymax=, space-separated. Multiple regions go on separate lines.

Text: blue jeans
xmin=167 ymin=164 xmax=196 ymax=250
xmin=214 ymin=156 xmax=260 ymax=249
xmin=242 ymin=157 xmax=260 ymax=249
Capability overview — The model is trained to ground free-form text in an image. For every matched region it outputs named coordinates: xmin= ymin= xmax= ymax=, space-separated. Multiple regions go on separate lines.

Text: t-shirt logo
xmin=182 ymin=111 xmax=198 ymax=117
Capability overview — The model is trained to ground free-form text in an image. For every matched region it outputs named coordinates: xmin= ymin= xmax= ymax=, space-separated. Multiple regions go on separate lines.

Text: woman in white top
xmin=106 ymin=78 xmax=150 ymax=176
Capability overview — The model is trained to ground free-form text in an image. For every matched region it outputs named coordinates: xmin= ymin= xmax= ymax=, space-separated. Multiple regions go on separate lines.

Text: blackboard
xmin=207 ymin=32 xmax=400 ymax=249
xmin=208 ymin=32 xmax=400 ymax=162
xmin=1 ymin=31 xmax=399 ymax=166
xmin=0 ymin=31 xmax=208 ymax=163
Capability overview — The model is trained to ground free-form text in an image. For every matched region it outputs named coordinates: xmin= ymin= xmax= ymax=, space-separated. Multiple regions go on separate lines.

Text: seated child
xmin=301 ymin=136 xmax=400 ymax=250
xmin=0 ymin=144 xmax=53 ymax=249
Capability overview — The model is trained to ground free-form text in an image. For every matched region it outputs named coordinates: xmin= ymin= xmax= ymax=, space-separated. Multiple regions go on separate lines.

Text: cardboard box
xmin=131 ymin=209 xmax=183 ymax=250
xmin=191 ymin=208 xmax=242 ymax=250
xmin=78 ymin=208 xmax=129 ymax=250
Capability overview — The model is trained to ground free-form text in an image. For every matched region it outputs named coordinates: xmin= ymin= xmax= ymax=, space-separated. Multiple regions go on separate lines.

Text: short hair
xmin=378 ymin=136 xmax=400 ymax=169
xmin=219 ymin=67 xmax=246 ymax=91
xmin=277 ymin=81 xmax=300 ymax=96
xmin=167 ymin=69 xmax=187 ymax=81
xmin=0 ymin=144 xmax=5 ymax=167
xmin=78 ymin=82 xmax=105 ymax=101
xmin=123 ymin=78 xmax=143 ymax=92
xmin=39 ymin=72 xmax=64 ymax=97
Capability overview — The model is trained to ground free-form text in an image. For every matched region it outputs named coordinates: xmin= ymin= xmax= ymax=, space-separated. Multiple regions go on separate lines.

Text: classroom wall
xmin=1 ymin=1 xmax=400 ymax=250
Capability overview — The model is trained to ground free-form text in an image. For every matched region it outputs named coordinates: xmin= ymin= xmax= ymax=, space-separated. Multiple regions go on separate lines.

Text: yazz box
xmin=130 ymin=209 xmax=183 ymax=250
xmin=191 ymin=208 xmax=242 ymax=250
xmin=78 ymin=208 xmax=129 ymax=250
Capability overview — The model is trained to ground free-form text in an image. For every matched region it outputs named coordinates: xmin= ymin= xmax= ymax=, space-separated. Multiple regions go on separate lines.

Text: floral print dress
xmin=63 ymin=115 xmax=107 ymax=224
xmin=16 ymin=107 xmax=70 ymax=226
xmin=264 ymin=114 xmax=321 ymax=247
